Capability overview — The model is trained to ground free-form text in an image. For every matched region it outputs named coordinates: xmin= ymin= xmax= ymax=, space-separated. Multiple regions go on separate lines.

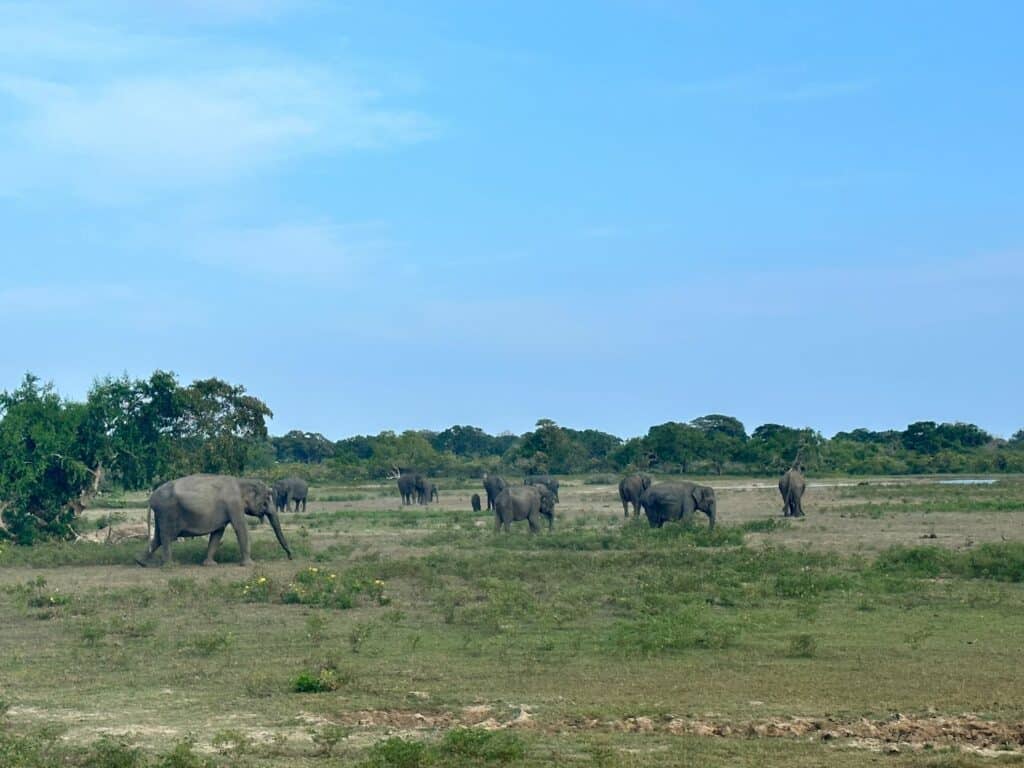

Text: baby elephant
xmin=471 ymin=493 xmax=482 ymax=512
xmin=493 ymin=485 xmax=555 ymax=534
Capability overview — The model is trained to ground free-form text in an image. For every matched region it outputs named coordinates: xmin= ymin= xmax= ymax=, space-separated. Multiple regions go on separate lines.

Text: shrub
xmin=362 ymin=737 xmax=426 ymax=768
xmin=440 ymin=728 xmax=525 ymax=762
xmin=787 ymin=633 xmax=817 ymax=658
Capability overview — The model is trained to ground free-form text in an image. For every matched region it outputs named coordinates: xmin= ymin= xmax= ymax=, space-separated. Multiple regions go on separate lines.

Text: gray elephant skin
xmin=524 ymin=475 xmax=560 ymax=502
xmin=640 ymin=482 xmax=717 ymax=530
xmin=391 ymin=467 xmax=420 ymax=505
xmin=482 ymin=473 xmax=508 ymax=511
xmin=415 ymin=476 xmax=439 ymax=505
xmin=137 ymin=474 xmax=292 ymax=567
xmin=273 ymin=476 xmax=308 ymax=514
xmin=471 ymin=493 xmax=482 ymax=512
xmin=779 ymin=466 xmax=806 ymax=517
xmin=618 ymin=474 xmax=651 ymax=517
xmin=493 ymin=485 xmax=555 ymax=533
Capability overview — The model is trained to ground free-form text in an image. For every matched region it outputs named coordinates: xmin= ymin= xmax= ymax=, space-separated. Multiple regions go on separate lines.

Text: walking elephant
xmin=640 ymin=482 xmax=717 ymax=530
xmin=482 ymin=473 xmax=508 ymax=511
xmin=524 ymin=475 xmax=560 ymax=502
xmin=471 ymin=493 xmax=482 ymax=512
xmin=493 ymin=485 xmax=555 ymax=534
xmin=779 ymin=466 xmax=806 ymax=517
xmin=618 ymin=474 xmax=652 ymax=517
xmin=137 ymin=474 xmax=292 ymax=567
xmin=415 ymin=476 xmax=438 ymax=505
xmin=272 ymin=476 xmax=308 ymax=514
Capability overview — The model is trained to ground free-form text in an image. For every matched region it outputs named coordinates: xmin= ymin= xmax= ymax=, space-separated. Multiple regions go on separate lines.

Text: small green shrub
xmin=787 ymin=633 xmax=817 ymax=658
xmin=440 ymin=728 xmax=526 ymax=762
xmin=362 ymin=737 xmax=426 ymax=768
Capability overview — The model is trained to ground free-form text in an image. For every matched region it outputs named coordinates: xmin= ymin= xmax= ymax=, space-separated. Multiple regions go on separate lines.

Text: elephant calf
xmin=273 ymin=476 xmax=308 ymax=514
xmin=471 ymin=493 xmax=482 ymax=512
xmin=640 ymin=482 xmax=717 ymax=530
xmin=494 ymin=485 xmax=555 ymax=534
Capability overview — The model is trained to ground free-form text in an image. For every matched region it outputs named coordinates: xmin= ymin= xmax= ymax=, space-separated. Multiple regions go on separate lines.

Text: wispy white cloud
xmin=190 ymin=221 xmax=393 ymax=279
xmin=0 ymin=3 xmax=436 ymax=201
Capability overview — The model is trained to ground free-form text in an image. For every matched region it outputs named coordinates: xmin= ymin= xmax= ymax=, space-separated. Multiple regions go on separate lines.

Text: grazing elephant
xmin=618 ymin=474 xmax=652 ymax=517
xmin=471 ymin=493 xmax=482 ymax=512
xmin=524 ymin=475 xmax=560 ymax=502
xmin=640 ymin=482 xmax=717 ymax=530
xmin=493 ymin=485 xmax=555 ymax=534
xmin=272 ymin=476 xmax=308 ymax=514
xmin=137 ymin=474 xmax=292 ymax=567
xmin=482 ymin=473 xmax=508 ymax=511
xmin=779 ymin=466 xmax=806 ymax=517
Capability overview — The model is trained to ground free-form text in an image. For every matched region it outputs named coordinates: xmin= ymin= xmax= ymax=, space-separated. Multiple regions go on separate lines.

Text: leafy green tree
xmin=0 ymin=376 xmax=97 ymax=543
xmin=644 ymin=422 xmax=704 ymax=473
xmin=273 ymin=430 xmax=336 ymax=463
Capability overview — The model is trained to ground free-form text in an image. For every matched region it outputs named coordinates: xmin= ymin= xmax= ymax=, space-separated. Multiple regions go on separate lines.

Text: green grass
xmin=2 ymin=478 xmax=1024 ymax=765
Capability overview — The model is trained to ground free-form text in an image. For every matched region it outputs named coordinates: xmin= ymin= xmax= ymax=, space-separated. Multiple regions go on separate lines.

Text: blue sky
xmin=1 ymin=1 xmax=1021 ymax=440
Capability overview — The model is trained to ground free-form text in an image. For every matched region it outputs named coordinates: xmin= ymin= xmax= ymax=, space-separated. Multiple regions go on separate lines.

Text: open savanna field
xmin=2 ymin=476 xmax=1024 ymax=767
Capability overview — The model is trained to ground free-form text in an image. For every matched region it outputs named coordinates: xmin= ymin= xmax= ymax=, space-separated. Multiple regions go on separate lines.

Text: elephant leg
xmin=158 ymin=523 xmax=174 ymax=565
xmin=527 ymin=513 xmax=540 ymax=534
xmin=229 ymin=510 xmax=253 ymax=566
xmin=203 ymin=528 xmax=226 ymax=566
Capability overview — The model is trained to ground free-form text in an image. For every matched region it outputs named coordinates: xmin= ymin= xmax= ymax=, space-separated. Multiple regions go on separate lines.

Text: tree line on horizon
xmin=1 ymin=370 xmax=1022 ymax=544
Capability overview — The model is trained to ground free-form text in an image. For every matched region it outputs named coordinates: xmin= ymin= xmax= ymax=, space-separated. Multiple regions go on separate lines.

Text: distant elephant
xmin=779 ymin=466 xmax=806 ymax=517
xmin=272 ymin=476 xmax=308 ymax=514
xmin=414 ymin=476 xmax=437 ymax=505
xmin=471 ymin=493 xmax=482 ymax=512
xmin=618 ymin=474 xmax=652 ymax=517
xmin=391 ymin=467 xmax=420 ymax=506
xmin=493 ymin=485 xmax=555 ymax=534
xmin=482 ymin=473 xmax=508 ymax=511
xmin=524 ymin=475 xmax=560 ymax=502
xmin=640 ymin=482 xmax=717 ymax=530
xmin=137 ymin=474 xmax=292 ymax=567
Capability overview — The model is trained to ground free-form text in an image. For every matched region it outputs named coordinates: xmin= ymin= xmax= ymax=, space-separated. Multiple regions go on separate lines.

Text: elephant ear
xmin=691 ymin=486 xmax=706 ymax=506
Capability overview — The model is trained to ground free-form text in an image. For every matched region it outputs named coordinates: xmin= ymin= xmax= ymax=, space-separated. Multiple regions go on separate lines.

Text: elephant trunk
xmin=706 ymin=500 xmax=717 ymax=530
xmin=266 ymin=511 xmax=293 ymax=559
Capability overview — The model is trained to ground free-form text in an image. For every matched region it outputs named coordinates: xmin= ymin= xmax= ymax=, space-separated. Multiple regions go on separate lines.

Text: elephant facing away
xmin=390 ymin=467 xmax=420 ymax=505
xmin=482 ymin=473 xmax=508 ymax=511
xmin=471 ymin=493 xmax=482 ymax=512
xmin=273 ymin=476 xmax=309 ymax=514
xmin=618 ymin=474 xmax=652 ymax=517
xmin=493 ymin=485 xmax=555 ymax=534
xmin=415 ymin=476 xmax=438 ymax=505
xmin=524 ymin=475 xmax=560 ymax=502
xmin=640 ymin=482 xmax=717 ymax=530
xmin=779 ymin=466 xmax=806 ymax=517
xmin=138 ymin=474 xmax=292 ymax=567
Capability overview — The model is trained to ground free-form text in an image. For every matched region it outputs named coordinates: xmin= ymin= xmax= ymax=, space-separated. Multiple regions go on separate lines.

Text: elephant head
xmin=691 ymin=485 xmax=716 ymax=529
xmin=239 ymin=480 xmax=292 ymax=559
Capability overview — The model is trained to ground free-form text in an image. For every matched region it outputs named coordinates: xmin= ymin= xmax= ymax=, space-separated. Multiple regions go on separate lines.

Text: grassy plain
xmin=1 ymin=476 xmax=1023 ymax=766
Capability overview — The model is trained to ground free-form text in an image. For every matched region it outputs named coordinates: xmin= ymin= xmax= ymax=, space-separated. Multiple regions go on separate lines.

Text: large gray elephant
xmin=639 ymin=482 xmax=717 ymax=530
xmin=137 ymin=474 xmax=292 ymax=567
xmin=391 ymin=467 xmax=420 ymax=506
xmin=524 ymin=475 xmax=560 ymax=502
xmin=779 ymin=466 xmax=806 ymax=517
xmin=493 ymin=485 xmax=555 ymax=533
xmin=482 ymin=473 xmax=508 ymax=511
xmin=272 ymin=476 xmax=308 ymax=514
xmin=618 ymin=474 xmax=652 ymax=517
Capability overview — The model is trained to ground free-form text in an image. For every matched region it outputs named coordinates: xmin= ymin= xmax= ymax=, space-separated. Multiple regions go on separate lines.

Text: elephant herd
xmin=135 ymin=462 xmax=807 ymax=567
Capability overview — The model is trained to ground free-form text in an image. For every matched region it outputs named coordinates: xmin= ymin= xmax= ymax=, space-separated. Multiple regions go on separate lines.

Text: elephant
xmin=524 ymin=475 xmax=560 ymax=502
xmin=493 ymin=485 xmax=555 ymax=534
xmin=779 ymin=466 xmax=806 ymax=517
xmin=137 ymin=474 xmax=292 ymax=567
xmin=391 ymin=467 xmax=420 ymax=506
xmin=471 ymin=493 xmax=482 ymax=512
xmin=272 ymin=476 xmax=308 ymax=514
xmin=482 ymin=473 xmax=508 ymax=511
xmin=618 ymin=474 xmax=652 ymax=517
xmin=414 ymin=476 xmax=438 ymax=505
xmin=639 ymin=482 xmax=717 ymax=530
